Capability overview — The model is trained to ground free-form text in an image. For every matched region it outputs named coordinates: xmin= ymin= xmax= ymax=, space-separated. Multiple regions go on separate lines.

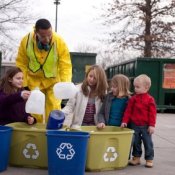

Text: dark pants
xmin=130 ymin=123 xmax=154 ymax=160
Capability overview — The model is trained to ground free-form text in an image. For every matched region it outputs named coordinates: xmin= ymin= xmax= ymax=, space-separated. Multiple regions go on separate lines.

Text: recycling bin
xmin=46 ymin=130 xmax=90 ymax=175
xmin=0 ymin=125 xmax=12 ymax=172
xmin=80 ymin=126 xmax=134 ymax=171
xmin=6 ymin=122 xmax=47 ymax=168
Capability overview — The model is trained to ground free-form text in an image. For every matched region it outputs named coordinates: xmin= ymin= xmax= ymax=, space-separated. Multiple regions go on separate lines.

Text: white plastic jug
xmin=25 ymin=87 xmax=45 ymax=114
xmin=53 ymin=82 xmax=78 ymax=99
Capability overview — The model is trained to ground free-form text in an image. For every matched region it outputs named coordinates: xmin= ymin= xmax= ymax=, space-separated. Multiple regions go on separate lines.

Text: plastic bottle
xmin=25 ymin=87 xmax=45 ymax=115
xmin=53 ymin=82 xmax=78 ymax=99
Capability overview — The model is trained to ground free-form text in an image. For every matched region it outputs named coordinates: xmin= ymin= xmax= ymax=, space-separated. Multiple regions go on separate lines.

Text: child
xmin=62 ymin=65 xmax=108 ymax=128
xmin=121 ymin=74 xmax=157 ymax=168
xmin=97 ymin=74 xmax=131 ymax=128
xmin=0 ymin=67 xmax=36 ymax=125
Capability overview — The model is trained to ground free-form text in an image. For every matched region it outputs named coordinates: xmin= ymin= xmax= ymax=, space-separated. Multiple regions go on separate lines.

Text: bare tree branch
xmin=0 ymin=0 xmax=38 ymax=61
xmin=97 ymin=0 xmax=175 ymax=59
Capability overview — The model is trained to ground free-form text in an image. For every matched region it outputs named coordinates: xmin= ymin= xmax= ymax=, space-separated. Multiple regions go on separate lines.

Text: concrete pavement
xmin=1 ymin=113 xmax=175 ymax=175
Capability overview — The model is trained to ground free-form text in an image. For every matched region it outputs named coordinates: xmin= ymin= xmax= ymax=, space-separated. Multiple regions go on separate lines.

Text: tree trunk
xmin=144 ymin=0 xmax=152 ymax=57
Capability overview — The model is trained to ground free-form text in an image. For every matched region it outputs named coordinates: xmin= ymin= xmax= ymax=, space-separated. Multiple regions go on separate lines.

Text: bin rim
xmin=46 ymin=130 xmax=90 ymax=137
xmin=85 ymin=130 xmax=134 ymax=135
xmin=73 ymin=126 xmax=134 ymax=135
xmin=5 ymin=122 xmax=46 ymax=132
xmin=0 ymin=125 xmax=13 ymax=132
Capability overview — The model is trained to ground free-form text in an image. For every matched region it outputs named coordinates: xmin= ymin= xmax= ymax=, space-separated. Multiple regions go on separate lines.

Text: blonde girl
xmin=97 ymin=74 xmax=131 ymax=128
xmin=62 ymin=65 xmax=108 ymax=128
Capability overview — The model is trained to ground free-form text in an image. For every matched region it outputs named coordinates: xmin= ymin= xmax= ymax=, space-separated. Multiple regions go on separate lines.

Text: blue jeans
xmin=130 ymin=123 xmax=154 ymax=160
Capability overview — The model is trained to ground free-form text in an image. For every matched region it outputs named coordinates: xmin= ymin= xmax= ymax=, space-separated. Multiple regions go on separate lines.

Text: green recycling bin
xmin=80 ymin=126 xmax=134 ymax=171
xmin=6 ymin=122 xmax=47 ymax=168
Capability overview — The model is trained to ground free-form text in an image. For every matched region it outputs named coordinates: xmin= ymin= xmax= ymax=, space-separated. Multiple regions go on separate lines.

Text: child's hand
xmin=27 ymin=116 xmax=35 ymax=125
xmin=21 ymin=90 xmax=31 ymax=100
xmin=97 ymin=123 xmax=105 ymax=129
xmin=148 ymin=126 xmax=155 ymax=135
xmin=121 ymin=123 xmax=127 ymax=128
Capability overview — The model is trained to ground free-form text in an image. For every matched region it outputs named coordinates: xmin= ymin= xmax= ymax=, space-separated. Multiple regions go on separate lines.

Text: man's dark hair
xmin=35 ymin=19 xmax=52 ymax=31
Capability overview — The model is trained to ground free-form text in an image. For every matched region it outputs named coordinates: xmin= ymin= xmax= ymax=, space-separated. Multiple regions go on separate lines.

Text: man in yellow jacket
xmin=16 ymin=18 xmax=72 ymax=123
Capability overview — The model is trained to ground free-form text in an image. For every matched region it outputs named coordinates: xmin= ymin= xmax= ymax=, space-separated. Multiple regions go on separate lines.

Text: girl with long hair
xmin=62 ymin=65 xmax=108 ymax=128
xmin=97 ymin=74 xmax=131 ymax=128
xmin=0 ymin=67 xmax=36 ymax=125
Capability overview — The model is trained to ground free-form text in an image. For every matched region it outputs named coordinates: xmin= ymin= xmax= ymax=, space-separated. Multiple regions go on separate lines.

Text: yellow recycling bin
xmin=80 ymin=126 xmax=134 ymax=171
xmin=6 ymin=122 xmax=47 ymax=168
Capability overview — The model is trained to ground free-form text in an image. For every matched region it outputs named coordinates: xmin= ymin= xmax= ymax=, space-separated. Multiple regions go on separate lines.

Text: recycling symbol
xmin=56 ymin=143 xmax=75 ymax=160
xmin=23 ymin=143 xmax=39 ymax=159
xmin=103 ymin=147 xmax=118 ymax=162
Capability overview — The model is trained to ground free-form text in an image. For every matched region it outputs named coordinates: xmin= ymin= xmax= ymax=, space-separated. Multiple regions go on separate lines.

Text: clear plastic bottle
xmin=53 ymin=82 xmax=78 ymax=99
xmin=25 ymin=87 xmax=45 ymax=115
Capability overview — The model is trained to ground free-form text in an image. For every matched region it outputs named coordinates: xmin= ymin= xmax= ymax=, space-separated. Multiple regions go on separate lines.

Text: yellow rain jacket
xmin=16 ymin=31 xmax=72 ymax=122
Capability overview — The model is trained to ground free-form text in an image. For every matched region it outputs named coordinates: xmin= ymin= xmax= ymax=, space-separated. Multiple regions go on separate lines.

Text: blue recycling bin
xmin=46 ymin=130 xmax=90 ymax=175
xmin=0 ymin=125 xmax=12 ymax=172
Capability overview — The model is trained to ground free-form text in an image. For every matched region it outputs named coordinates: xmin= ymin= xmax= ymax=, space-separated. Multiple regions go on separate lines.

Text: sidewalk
xmin=1 ymin=113 xmax=175 ymax=175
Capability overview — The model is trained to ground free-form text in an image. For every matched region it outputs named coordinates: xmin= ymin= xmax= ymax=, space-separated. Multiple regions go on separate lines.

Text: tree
xmin=99 ymin=0 xmax=175 ymax=58
xmin=74 ymin=43 xmax=98 ymax=53
xmin=74 ymin=43 xmax=115 ymax=68
xmin=0 ymin=0 xmax=37 ymax=61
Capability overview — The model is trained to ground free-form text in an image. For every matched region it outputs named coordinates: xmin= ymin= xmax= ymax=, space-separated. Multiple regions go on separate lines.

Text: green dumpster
xmin=106 ymin=58 xmax=175 ymax=110
xmin=70 ymin=52 xmax=96 ymax=84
